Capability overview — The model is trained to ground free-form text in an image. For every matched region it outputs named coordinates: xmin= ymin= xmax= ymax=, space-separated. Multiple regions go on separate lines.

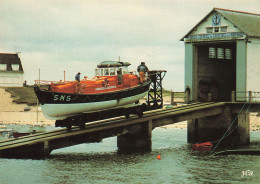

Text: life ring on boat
xmin=5 ymin=134 xmax=10 ymax=138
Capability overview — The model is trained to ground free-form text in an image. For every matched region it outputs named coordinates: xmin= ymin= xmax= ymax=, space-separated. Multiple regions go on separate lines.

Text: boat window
xmin=117 ymin=68 xmax=122 ymax=74
xmin=110 ymin=68 xmax=116 ymax=75
xmin=104 ymin=68 xmax=109 ymax=76
xmin=95 ymin=69 xmax=100 ymax=76
xmin=121 ymin=66 xmax=129 ymax=74
xmin=96 ymin=68 xmax=104 ymax=76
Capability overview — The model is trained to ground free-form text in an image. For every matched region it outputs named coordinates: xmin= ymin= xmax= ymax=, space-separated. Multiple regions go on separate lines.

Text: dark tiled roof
xmin=181 ymin=8 xmax=260 ymax=41
xmin=0 ymin=53 xmax=24 ymax=72
xmin=215 ymin=8 xmax=260 ymax=37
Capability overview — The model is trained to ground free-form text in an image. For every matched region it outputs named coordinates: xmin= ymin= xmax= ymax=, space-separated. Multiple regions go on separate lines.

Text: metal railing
xmin=170 ymin=90 xmax=260 ymax=104
xmin=169 ymin=91 xmax=187 ymax=104
xmin=231 ymin=91 xmax=260 ymax=103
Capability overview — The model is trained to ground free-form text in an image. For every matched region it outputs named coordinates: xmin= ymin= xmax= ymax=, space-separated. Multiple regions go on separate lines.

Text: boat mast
xmin=36 ymin=68 xmax=40 ymax=124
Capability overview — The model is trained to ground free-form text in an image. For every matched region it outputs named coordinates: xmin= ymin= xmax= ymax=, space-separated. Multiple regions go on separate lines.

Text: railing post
xmin=231 ymin=91 xmax=235 ymax=102
xmin=207 ymin=91 xmax=212 ymax=102
xmin=249 ymin=91 xmax=252 ymax=103
xmin=171 ymin=91 xmax=174 ymax=105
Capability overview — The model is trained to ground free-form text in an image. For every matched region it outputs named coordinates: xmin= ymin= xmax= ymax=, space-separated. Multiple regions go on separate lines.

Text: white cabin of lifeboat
xmin=181 ymin=8 xmax=260 ymax=102
xmin=95 ymin=61 xmax=132 ymax=85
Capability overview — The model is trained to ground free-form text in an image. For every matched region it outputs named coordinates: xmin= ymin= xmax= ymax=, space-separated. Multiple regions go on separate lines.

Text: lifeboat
xmin=34 ymin=61 xmax=151 ymax=120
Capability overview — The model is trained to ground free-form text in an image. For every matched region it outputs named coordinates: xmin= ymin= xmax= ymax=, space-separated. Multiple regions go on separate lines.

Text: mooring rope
xmin=210 ymin=101 xmax=251 ymax=155
xmin=221 ymin=103 xmax=252 ymax=140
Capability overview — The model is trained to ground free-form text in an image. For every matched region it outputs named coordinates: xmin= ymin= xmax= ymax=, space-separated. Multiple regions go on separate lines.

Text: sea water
xmin=0 ymin=127 xmax=260 ymax=184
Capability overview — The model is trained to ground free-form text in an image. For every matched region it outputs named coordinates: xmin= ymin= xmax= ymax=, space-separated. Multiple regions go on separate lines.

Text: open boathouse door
xmin=195 ymin=42 xmax=236 ymax=101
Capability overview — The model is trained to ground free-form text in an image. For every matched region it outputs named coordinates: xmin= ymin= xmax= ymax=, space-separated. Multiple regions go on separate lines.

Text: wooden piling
xmin=249 ymin=91 xmax=252 ymax=103
xmin=231 ymin=91 xmax=235 ymax=102
xmin=171 ymin=91 xmax=174 ymax=105
xmin=43 ymin=141 xmax=50 ymax=156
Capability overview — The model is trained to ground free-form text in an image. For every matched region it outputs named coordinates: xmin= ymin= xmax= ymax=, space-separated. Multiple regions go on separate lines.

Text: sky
xmin=0 ymin=0 xmax=260 ymax=90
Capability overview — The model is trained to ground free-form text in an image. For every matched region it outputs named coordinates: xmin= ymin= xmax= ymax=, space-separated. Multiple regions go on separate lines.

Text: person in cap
xmin=137 ymin=62 xmax=149 ymax=83
xmin=75 ymin=72 xmax=81 ymax=82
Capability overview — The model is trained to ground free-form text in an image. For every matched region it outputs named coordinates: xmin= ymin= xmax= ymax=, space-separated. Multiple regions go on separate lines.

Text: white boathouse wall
xmin=247 ymin=38 xmax=260 ymax=92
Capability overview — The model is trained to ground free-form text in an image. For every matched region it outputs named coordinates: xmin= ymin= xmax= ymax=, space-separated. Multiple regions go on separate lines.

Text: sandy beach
xmin=0 ymin=88 xmax=55 ymax=126
xmin=0 ymin=88 xmax=259 ymax=131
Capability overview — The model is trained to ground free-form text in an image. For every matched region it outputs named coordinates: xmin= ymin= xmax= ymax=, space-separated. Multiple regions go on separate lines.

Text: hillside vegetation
xmin=5 ymin=86 xmax=37 ymax=105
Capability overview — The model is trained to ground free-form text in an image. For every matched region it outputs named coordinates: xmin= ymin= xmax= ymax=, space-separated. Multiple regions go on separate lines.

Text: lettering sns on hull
xmin=53 ymin=94 xmax=71 ymax=102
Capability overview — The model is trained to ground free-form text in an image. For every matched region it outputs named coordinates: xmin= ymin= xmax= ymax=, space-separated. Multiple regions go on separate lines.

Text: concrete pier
xmin=117 ymin=120 xmax=152 ymax=153
xmin=187 ymin=105 xmax=250 ymax=145
xmin=237 ymin=111 xmax=250 ymax=145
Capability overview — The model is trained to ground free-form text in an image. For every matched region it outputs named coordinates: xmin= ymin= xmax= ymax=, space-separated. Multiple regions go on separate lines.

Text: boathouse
xmin=181 ymin=8 xmax=260 ymax=102
xmin=181 ymin=8 xmax=260 ymax=145
xmin=0 ymin=53 xmax=24 ymax=87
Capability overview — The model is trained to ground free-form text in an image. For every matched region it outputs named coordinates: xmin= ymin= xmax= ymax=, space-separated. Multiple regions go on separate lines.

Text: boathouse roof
xmin=0 ymin=53 xmax=24 ymax=72
xmin=181 ymin=8 xmax=260 ymax=41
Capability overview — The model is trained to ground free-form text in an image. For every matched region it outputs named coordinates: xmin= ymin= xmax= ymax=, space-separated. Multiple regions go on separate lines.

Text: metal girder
xmin=147 ymin=70 xmax=167 ymax=110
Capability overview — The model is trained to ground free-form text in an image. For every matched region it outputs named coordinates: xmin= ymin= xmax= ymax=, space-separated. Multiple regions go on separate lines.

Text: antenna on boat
xmin=37 ymin=68 xmax=40 ymax=124
xmin=64 ymin=70 xmax=66 ymax=82
xmin=119 ymin=56 xmax=120 ymax=62
xmin=38 ymin=68 xmax=41 ymax=86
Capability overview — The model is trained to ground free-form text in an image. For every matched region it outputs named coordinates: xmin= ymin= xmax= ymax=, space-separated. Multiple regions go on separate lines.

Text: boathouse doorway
xmin=195 ymin=42 xmax=236 ymax=102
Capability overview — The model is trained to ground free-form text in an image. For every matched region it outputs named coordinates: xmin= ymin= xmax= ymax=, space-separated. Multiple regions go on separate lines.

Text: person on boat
xmin=137 ymin=62 xmax=149 ymax=83
xmin=75 ymin=72 xmax=81 ymax=82
xmin=75 ymin=72 xmax=81 ymax=93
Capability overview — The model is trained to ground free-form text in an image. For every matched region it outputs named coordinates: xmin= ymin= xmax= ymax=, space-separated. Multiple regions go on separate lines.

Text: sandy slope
xmin=0 ymin=88 xmax=55 ymax=125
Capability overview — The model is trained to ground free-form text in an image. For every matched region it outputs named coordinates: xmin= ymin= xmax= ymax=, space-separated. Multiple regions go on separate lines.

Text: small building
xmin=0 ymin=53 xmax=24 ymax=87
xmin=181 ymin=8 xmax=260 ymax=102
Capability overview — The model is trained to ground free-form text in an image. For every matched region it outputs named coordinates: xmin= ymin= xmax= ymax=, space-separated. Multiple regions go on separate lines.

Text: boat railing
xmin=35 ymin=80 xmax=74 ymax=85
xmin=34 ymin=80 xmax=76 ymax=91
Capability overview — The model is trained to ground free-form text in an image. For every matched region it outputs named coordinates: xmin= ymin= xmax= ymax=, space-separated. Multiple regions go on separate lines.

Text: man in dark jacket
xmin=137 ymin=62 xmax=149 ymax=83
xmin=75 ymin=72 xmax=81 ymax=82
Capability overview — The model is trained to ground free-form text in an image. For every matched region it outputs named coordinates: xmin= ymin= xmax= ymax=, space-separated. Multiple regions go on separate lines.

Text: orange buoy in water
xmin=157 ymin=154 xmax=161 ymax=160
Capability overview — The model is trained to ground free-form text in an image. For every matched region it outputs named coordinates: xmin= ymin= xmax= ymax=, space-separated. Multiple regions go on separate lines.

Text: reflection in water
xmin=0 ymin=128 xmax=260 ymax=184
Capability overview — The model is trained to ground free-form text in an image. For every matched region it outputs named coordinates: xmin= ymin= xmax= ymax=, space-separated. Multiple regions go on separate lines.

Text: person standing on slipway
xmin=137 ymin=62 xmax=149 ymax=83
